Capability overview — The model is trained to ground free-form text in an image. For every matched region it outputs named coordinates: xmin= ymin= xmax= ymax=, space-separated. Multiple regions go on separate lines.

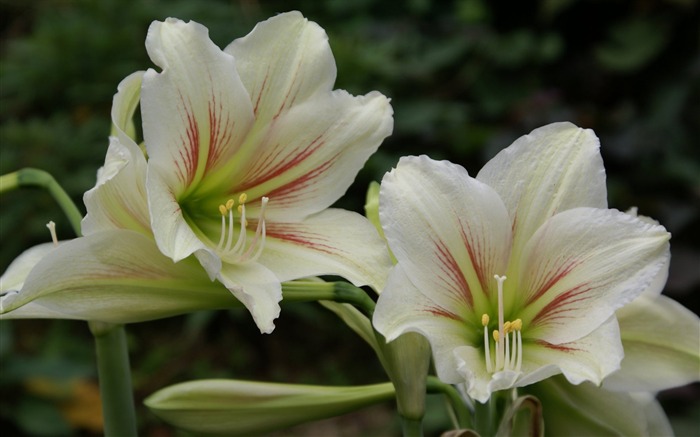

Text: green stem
xmin=401 ymin=417 xmax=424 ymax=437
xmin=0 ymin=168 xmax=83 ymax=235
xmin=426 ymin=376 xmax=472 ymax=429
xmin=281 ymin=280 xmax=376 ymax=318
xmin=90 ymin=322 xmax=138 ymax=437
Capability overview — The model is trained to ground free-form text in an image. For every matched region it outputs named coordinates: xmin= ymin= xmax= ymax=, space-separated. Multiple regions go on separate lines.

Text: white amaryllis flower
xmin=373 ymin=122 xmax=671 ymax=403
xmin=141 ymin=12 xmax=393 ymax=333
xmin=2 ymin=13 xmax=393 ymax=332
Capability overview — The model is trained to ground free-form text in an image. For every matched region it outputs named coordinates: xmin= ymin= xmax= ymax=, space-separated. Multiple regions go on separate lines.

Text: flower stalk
xmin=90 ymin=321 xmax=138 ymax=437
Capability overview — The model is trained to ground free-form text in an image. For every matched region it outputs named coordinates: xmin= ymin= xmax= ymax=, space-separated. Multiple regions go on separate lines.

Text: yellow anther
xmin=503 ymin=321 xmax=512 ymax=334
xmin=225 ymin=198 xmax=235 ymax=210
xmin=512 ymin=319 xmax=522 ymax=331
xmin=492 ymin=330 xmax=500 ymax=342
xmin=481 ymin=314 xmax=489 ymax=326
xmin=219 ymin=205 xmax=228 ymax=216
xmin=238 ymin=193 xmax=248 ymax=204
xmin=237 ymin=205 xmax=243 ymax=214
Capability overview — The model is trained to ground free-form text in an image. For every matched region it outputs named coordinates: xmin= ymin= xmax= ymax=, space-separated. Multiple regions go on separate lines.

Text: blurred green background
xmin=1 ymin=0 xmax=698 ymax=435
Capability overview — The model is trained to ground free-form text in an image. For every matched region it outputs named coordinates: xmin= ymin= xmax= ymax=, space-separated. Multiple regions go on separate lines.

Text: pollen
xmin=481 ymin=314 xmax=489 ymax=326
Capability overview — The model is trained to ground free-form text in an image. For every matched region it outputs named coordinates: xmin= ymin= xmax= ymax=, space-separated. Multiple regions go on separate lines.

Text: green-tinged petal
xmin=144 ymin=379 xmax=395 ymax=436
xmin=81 ymin=137 xmax=151 ymax=235
xmin=379 ymin=155 xmax=511 ymax=314
xmin=261 ymin=209 xmax=392 ymax=293
xmin=224 ymin=11 xmax=336 ymax=126
xmin=603 ymin=294 xmax=700 ymax=392
xmin=522 ymin=376 xmax=671 ymax=437
xmin=230 ymin=88 xmax=392 ymax=220
xmin=217 ymin=261 xmax=281 ymax=334
xmin=477 ymin=122 xmax=607 ymax=268
xmin=142 ymin=18 xmax=254 ymax=195
xmin=0 ymin=230 xmax=237 ymax=322
xmin=518 ymin=207 xmax=670 ymax=345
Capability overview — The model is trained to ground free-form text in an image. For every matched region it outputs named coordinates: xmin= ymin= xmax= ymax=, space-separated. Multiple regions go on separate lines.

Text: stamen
xmin=46 ymin=221 xmax=58 ymax=246
xmin=493 ymin=274 xmax=507 ymax=371
xmin=213 ymin=194 xmax=269 ymax=263
xmin=482 ymin=313 xmax=492 ymax=373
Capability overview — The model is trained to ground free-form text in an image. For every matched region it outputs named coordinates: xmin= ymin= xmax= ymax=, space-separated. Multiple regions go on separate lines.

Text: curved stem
xmin=90 ymin=322 xmax=138 ymax=436
xmin=1 ymin=168 xmax=83 ymax=235
xmin=281 ymin=280 xmax=376 ymax=318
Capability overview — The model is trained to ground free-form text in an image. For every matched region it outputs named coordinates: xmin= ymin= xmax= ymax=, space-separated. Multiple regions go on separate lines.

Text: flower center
xmin=215 ymin=193 xmax=269 ymax=263
xmin=482 ymin=274 xmax=523 ymax=374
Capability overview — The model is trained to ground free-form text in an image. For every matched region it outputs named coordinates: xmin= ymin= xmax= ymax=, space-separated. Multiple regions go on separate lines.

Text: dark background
xmin=1 ymin=0 xmax=698 ymax=435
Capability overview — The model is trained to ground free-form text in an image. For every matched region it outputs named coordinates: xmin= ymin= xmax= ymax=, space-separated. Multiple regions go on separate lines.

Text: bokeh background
xmin=1 ymin=0 xmax=698 ymax=435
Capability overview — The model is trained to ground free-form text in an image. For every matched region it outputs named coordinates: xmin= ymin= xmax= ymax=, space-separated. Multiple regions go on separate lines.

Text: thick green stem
xmin=426 ymin=376 xmax=472 ymax=429
xmin=0 ymin=168 xmax=83 ymax=235
xmin=90 ymin=322 xmax=138 ymax=437
xmin=281 ymin=280 xmax=376 ymax=318
xmin=401 ymin=417 xmax=424 ymax=437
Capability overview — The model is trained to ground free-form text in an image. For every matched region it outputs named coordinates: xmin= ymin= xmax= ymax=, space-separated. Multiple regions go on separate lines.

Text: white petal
xmin=110 ymin=71 xmax=144 ymax=143
xmin=453 ymin=345 xmax=520 ymax=403
xmin=522 ymin=316 xmax=623 ymax=388
xmin=373 ymin=265 xmax=471 ymax=384
xmin=517 ymin=207 xmax=670 ymax=344
xmin=224 ymin=11 xmax=336 ymax=124
xmin=142 ymin=18 xmax=254 ymax=194
xmin=82 ymin=136 xmax=151 ymax=235
xmin=604 ymin=294 xmax=700 ymax=392
xmin=217 ymin=262 xmax=281 ymax=334
xmin=477 ymin=122 xmax=607 ymax=267
xmin=0 ymin=242 xmax=57 ymax=296
xmin=525 ymin=376 xmax=667 ymax=436
xmin=260 ymin=209 xmax=392 ymax=293
xmin=232 ymin=90 xmax=392 ymax=219
xmin=1 ymin=230 xmax=235 ymax=322
xmin=380 ymin=155 xmax=511 ymax=316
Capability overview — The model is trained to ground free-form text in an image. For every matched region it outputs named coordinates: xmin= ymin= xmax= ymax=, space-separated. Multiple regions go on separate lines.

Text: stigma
xmin=482 ymin=274 xmax=523 ymax=374
xmin=216 ymin=193 xmax=269 ymax=263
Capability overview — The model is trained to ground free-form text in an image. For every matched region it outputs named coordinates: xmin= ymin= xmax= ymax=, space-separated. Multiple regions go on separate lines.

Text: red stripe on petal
xmin=457 ymin=218 xmax=490 ymax=296
xmin=425 ymin=305 xmax=462 ymax=321
xmin=267 ymin=225 xmax=338 ymax=256
xmin=535 ymin=339 xmax=581 ymax=352
xmin=530 ymin=282 xmax=594 ymax=326
xmin=433 ymin=238 xmax=474 ymax=309
xmin=525 ymin=258 xmax=580 ymax=306
xmin=175 ymin=95 xmax=200 ymax=186
xmin=206 ymin=92 xmax=235 ymax=172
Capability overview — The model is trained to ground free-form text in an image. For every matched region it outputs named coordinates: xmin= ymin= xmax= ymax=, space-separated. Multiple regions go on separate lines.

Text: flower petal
xmin=374 ymin=265 xmax=471 ymax=384
xmin=477 ymin=122 xmax=607 ymax=267
xmin=0 ymin=242 xmax=57 ymax=296
xmin=141 ymin=18 xmax=254 ymax=194
xmin=224 ymin=11 xmax=336 ymax=125
xmin=523 ymin=376 xmax=671 ymax=436
xmin=82 ymin=137 xmax=151 ymax=235
xmin=517 ymin=207 xmax=670 ymax=344
xmin=0 ymin=230 xmax=235 ymax=322
xmin=521 ymin=316 xmax=623 ymax=388
xmin=232 ymin=88 xmax=392 ymax=219
xmin=603 ymin=294 xmax=700 ymax=392
xmin=261 ymin=209 xmax=392 ymax=293
xmin=217 ymin=261 xmax=281 ymax=334
xmin=110 ymin=71 xmax=144 ymax=143
xmin=379 ymin=155 xmax=511 ymax=315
